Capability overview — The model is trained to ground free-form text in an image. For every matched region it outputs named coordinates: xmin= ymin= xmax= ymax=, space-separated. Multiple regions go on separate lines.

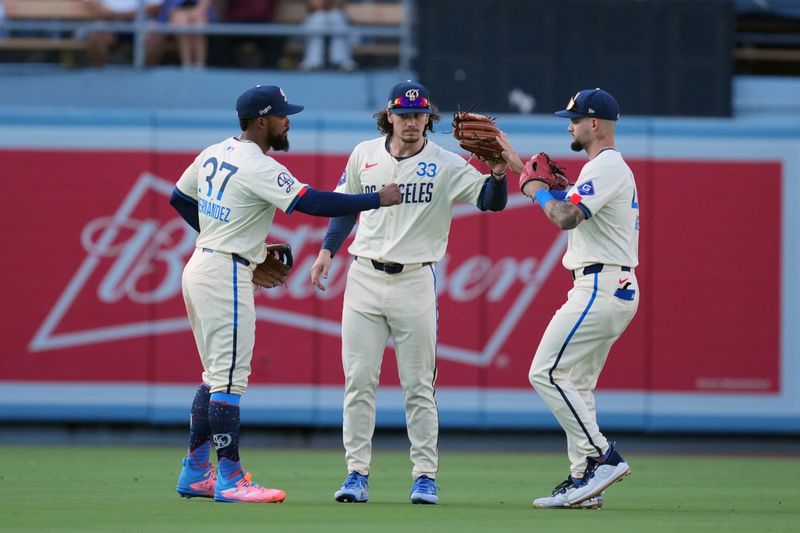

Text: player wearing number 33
xmin=310 ymin=81 xmax=509 ymax=504
xmin=498 ymin=88 xmax=640 ymax=510
xmin=168 ymin=85 xmax=401 ymax=504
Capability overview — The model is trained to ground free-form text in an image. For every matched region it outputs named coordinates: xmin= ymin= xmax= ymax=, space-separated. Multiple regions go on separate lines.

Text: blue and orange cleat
xmin=177 ymin=457 xmax=216 ymax=498
xmin=214 ymin=471 xmax=286 ymax=503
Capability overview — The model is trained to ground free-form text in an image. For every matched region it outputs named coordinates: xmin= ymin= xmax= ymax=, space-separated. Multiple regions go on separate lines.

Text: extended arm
xmin=523 ymin=181 xmax=586 ymax=230
xmin=292 ymin=188 xmax=378 ymax=216
xmin=291 ymin=184 xmax=401 ymax=217
xmin=476 ymin=173 xmax=508 ymax=211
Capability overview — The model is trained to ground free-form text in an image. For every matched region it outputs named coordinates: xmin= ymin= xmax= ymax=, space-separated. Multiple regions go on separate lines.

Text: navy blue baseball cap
xmin=555 ymin=88 xmax=619 ymax=121
xmin=236 ymin=85 xmax=304 ymax=119
xmin=387 ymin=81 xmax=432 ymax=115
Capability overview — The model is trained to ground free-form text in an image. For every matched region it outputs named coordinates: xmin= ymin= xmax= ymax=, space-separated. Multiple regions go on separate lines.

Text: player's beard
xmin=268 ymin=131 xmax=290 ymax=152
xmin=399 ymin=130 xmax=421 ymax=144
xmin=570 ymin=139 xmax=584 ymax=152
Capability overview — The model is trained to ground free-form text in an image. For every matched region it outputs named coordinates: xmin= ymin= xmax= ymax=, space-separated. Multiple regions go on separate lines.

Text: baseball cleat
xmin=410 ymin=475 xmax=440 ymax=504
xmin=214 ymin=471 xmax=286 ymax=503
xmin=533 ymin=494 xmax=604 ymax=509
xmin=334 ymin=471 xmax=369 ymax=502
xmin=566 ymin=442 xmax=630 ymax=505
xmin=532 ymin=476 xmax=587 ymax=508
xmin=570 ymin=495 xmax=604 ymax=509
xmin=176 ymin=457 xmax=216 ymax=498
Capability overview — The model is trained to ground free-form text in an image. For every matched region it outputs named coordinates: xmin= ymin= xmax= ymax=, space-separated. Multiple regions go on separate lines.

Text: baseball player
xmin=169 ymin=84 xmax=401 ymax=504
xmin=498 ymin=88 xmax=639 ymax=509
xmin=309 ymin=81 xmax=509 ymax=504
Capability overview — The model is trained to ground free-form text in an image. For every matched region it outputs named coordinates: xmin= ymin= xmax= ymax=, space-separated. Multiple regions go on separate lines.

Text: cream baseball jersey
xmin=562 ymin=149 xmax=639 ymax=270
xmin=335 ymin=136 xmax=487 ymax=264
xmin=175 ymin=137 xmax=307 ymax=264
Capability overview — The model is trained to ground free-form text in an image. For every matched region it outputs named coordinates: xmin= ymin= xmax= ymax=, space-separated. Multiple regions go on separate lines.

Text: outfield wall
xmin=1 ymin=107 xmax=797 ymax=433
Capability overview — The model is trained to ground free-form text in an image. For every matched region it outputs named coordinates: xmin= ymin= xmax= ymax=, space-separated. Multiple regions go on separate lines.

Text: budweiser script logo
xmin=30 ymin=173 xmax=566 ymax=366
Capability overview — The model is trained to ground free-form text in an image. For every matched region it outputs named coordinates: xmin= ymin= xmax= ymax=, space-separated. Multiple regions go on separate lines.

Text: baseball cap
xmin=236 ymin=85 xmax=304 ymax=119
xmin=554 ymin=88 xmax=619 ymax=121
xmin=387 ymin=81 xmax=432 ymax=115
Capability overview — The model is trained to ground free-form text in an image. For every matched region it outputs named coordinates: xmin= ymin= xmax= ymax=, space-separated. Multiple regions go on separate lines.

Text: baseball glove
xmin=519 ymin=152 xmax=570 ymax=192
xmin=252 ymin=243 xmax=293 ymax=289
xmin=452 ymin=109 xmax=504 ymax=162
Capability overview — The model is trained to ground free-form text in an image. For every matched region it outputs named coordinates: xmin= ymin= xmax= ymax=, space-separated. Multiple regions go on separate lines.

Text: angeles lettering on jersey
xmin=362 ymin=182 xmax=434 ymax=204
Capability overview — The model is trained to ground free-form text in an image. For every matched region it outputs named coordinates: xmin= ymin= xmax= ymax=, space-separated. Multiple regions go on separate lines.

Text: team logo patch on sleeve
xmin=577 ymin=180 xmax=595 ymax=196
xmin=338 ymin=170 xmax=347 ymax=186
xmin=277 ymin=171 xmax=295 ymax=193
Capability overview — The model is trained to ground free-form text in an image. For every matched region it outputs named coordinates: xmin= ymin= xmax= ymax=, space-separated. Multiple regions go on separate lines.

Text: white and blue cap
xmin=554 ymin=88 xmax=619 ymax=121
xmin=387 ymin=81 xmax=432 ymax=115
xmin=236 ymin=85 xmax=304 ymax=119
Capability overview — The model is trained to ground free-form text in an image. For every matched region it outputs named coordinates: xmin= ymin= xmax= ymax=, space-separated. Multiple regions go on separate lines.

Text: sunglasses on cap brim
xmin=388 ymin=96 xmax=430 ymax=109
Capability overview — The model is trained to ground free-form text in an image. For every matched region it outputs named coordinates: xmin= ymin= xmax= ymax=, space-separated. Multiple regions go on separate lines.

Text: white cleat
xmin=566 ymin=442 xmax=630 ymax=505
xmin=571 ymin=495 xmax=604 ymax=509
xmin=533 ymin=477 xmax=602 ymax=509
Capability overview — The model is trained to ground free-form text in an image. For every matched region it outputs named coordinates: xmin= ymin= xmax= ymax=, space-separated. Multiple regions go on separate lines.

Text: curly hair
xmin=373 ymin=108 xmax=441 ymax=137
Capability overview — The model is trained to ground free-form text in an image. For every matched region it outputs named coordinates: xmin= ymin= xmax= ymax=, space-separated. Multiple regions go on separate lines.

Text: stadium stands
xmin=0 ymin=0 xmax=409 ymax=69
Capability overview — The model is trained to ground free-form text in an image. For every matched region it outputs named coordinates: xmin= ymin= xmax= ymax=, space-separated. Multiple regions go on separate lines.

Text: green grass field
xmin=1 ymin=445 xmax=798 ymax=532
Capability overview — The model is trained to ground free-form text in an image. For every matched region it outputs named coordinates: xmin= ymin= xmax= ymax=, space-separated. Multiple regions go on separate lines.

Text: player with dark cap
xmin=499 ymin=88 xmax=639 ymax=509
xmin=170 ymin=84 xmax=401 ymax=503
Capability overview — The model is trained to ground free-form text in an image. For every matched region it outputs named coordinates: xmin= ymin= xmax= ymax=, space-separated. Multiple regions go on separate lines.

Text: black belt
xmin=360 ymin=257 xmax=432 ymax=275
xmin=571 ymin=263 xmax=630 ymax=280
xmin=202 ymin=247 xmax=250 ymax=266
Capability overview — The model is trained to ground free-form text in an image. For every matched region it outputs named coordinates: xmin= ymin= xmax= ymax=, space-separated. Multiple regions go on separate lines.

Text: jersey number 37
xmin=202 ymin=158 xmax=239 ymax=200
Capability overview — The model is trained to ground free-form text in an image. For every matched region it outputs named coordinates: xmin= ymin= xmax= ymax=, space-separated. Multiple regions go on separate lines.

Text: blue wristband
xmin=534 ymin=188 xmax=555 ymax=207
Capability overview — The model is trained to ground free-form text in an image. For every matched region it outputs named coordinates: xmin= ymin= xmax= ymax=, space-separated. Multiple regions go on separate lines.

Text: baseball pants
xmin=182 ymin=247 xmax=256 ymax=395
xmin=340 ymin=257 xmax=439 ymax=479
xmin=529 ymin=268 xmax=638 ymax=478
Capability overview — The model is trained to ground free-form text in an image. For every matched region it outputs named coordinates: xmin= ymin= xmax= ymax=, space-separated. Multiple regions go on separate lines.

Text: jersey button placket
xmin=385 ymin=167 xmax=399 ymax=247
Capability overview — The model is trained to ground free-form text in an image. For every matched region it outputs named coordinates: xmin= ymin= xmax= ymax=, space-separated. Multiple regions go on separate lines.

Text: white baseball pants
xmin=529 ymin=268 xmax=638 ymax=478
xmin=340 ymin=257 xmax=439 ymax=479
xmin=182 ymin=247 xmax=256 ymax=395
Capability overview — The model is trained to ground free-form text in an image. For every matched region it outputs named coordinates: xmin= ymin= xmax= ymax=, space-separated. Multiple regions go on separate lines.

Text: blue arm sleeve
xmin=476 ymin=175 xmax=508 ymax=212
xmin=321 ymin=214 xmax=358 ymax=256
xmin=551 ymin=189 xmax=567 ymax=201
xmin=292 ymin=187 xmax=380 ymax=217
xmin=169 ymin=187 xmax=199 ymax=232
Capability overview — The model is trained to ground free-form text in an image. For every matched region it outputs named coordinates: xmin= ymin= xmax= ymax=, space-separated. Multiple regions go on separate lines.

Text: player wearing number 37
xmin=168 ymin=85 xmax=401 ymax=503
xmin=310 ymin=81 xmax=509 ymax=505
xmin=498 ymin=88 xmax=640 ymax=510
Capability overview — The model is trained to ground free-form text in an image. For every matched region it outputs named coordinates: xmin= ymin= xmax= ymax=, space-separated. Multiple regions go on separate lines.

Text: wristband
xmin=534 ymin=188 xmax=555 ymax=207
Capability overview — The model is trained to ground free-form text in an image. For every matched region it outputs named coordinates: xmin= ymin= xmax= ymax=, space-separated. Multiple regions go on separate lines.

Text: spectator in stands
xmin=298 ymin=0 xmax=357 ymax=71
xmin=215 ymin=0 xmax=284 ymax=69
xmin=159 ymin=0 xmax=215 ymax=68
xmin=0 ymin=2 xmax=7 ymax=39
xmin=82 ymin=0 xmax=163 ymax=67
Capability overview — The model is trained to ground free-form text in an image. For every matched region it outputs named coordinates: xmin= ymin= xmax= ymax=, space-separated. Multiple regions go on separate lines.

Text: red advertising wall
xmin=2 ymin=149 xmax=781 ymax=395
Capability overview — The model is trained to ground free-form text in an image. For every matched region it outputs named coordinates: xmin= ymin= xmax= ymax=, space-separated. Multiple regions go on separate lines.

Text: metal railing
xmin=0 ymin=0 xmax=415 ymax=69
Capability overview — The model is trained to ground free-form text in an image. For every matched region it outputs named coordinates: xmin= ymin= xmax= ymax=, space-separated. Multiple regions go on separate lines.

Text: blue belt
xmin=202 ymin=247 xmax=250 ymax=266
xmin=571 ymin=263 xmax=631 ymax=280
